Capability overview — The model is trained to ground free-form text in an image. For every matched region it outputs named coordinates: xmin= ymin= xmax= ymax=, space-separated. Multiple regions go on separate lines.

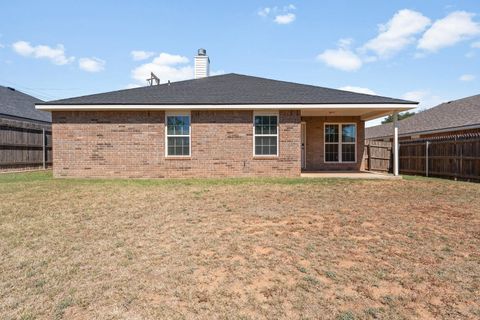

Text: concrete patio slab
xmin=301 ymin=171 xmax=402 ymax=180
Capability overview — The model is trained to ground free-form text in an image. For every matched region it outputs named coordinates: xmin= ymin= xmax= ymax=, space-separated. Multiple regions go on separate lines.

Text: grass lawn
xmin=1 ymin=171 xmax=479 ymax=319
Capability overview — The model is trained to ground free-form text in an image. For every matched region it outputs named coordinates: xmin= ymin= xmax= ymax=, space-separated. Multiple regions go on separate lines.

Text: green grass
xmin=0 ymin=170 xmax=360 ymax=187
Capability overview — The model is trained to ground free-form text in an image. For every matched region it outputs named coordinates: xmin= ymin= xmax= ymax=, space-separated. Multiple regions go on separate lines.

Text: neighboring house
xmin=36 ymin=49 xmax=417 ymax=178
xmin=366 ymin=94 xmax=480 ymax=141
xmin=0 ymin=85 xmax=50 ymax=123
xmin=1 ymin=85 xmax=51 ymax=171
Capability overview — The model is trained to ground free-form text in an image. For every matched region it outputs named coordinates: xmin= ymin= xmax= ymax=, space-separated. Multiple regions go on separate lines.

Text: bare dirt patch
xmin=0 ymin=172 xmax=479 ymax=319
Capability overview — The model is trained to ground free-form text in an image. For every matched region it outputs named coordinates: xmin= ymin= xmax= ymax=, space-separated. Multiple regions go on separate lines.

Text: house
xmin=36 ymin=49 xmax=417 ymax=178
xmin=0 ymin=85 xmax=50 ymax=123
xmin=1 ymin=85 xmax=51 ymax=171
xmin=366 ymin=94 xmax=480 ymax=141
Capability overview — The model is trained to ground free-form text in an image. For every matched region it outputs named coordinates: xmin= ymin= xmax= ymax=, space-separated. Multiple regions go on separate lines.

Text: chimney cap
xmin=197 ymin=48 xmax=207 ymax=56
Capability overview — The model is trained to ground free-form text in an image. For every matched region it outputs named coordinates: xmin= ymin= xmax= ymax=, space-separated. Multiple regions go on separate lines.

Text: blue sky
xmin=1 ymin=0 xmax=479 ymax=126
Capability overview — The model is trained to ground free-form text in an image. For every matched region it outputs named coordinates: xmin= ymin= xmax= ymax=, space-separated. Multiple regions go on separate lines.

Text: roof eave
xmin=36 ymin=103 xmax=417 ymax=111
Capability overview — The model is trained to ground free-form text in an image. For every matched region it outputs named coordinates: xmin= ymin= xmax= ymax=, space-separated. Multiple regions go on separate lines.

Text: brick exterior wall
xmin=301 ymin=116 xmax=365 ymax=171
xmin=52 ymin=110 xmax=301 ymax=178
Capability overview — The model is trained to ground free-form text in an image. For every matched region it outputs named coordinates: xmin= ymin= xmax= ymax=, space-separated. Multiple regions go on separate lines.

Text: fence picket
xmin=365 ymin=133 xmax=480 ymax=181
xmin=0 ymin=118 xmax=52 ymax=171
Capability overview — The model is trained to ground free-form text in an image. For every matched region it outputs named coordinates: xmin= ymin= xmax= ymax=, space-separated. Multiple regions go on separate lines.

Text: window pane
xmin=325 ymin=144 xmax=339 ymax=162
xmin=342 ymin=124 xmax=356 ymax=143
xmin=255 ymin=116 xmax=277 ymax=135
xmin=167 ymin=137 xmax=190 ymax=156
xmin=167 ymin=116 xmax=190 ymax=135
xmin=255 ymin=136 xmax=277 ymax=155
xmin=325 ymin=125 xmax=339 ymax=143
xmin=342 ymin=144 xmax=355 ymax=162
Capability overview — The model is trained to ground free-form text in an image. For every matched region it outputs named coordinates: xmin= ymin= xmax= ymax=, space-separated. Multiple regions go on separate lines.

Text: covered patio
xmin=300 ymin=106 xmax=408 ymax=176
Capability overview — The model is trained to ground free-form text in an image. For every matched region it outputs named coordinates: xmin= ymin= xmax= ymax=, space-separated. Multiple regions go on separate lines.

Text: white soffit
xmin=36 ymin=104 xmax=415 ymax=112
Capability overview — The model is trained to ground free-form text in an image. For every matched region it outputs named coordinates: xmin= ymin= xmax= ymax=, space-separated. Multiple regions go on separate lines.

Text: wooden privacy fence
xmin=399 ymin=133 xmax=480 ymax=181
xmin=365 ymin=133 xmax=480 ymax=181
xmin=364 ymin=140 xmax=392 ymax=172
xmin=0 ymin=117 xmax=52 ymax=171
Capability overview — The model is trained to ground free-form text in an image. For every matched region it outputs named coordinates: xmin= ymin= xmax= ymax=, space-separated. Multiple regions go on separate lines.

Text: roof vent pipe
xmin=194 ymin=48 xmax=210 ymax=79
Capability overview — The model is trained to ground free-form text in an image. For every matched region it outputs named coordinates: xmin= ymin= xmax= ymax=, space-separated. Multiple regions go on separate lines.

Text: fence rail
xmin=0 ymin=117 xmax=52 ymax=171
xmin=365 ymin=133 xmax=480 ymax=181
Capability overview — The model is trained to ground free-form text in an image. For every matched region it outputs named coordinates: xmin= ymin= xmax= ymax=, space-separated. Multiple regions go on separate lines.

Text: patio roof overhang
xmin=36 ymin=103 xmax=415 ymax=121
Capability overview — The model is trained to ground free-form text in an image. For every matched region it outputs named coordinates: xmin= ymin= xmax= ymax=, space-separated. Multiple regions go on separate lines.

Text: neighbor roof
xmin=366 ymin=94 xmax=480 ymax=139
xmin=0 ymin=85 xmax=50 ymax=122
xmin=38 ymin=73 xmax=416 ymax=106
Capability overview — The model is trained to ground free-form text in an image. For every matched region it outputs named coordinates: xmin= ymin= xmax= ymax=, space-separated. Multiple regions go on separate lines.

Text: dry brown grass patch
xmin=0 ymin=172 xmax=479 ymax=319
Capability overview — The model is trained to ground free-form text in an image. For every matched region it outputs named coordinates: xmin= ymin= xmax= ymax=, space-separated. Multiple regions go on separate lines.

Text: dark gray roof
xmin=366 ymin=94 xmax=480 ymax=139
xmin=39 ymin=73 xmax=416 ymax=105
xmin=0 ymin=85 xmax=50 ymax=122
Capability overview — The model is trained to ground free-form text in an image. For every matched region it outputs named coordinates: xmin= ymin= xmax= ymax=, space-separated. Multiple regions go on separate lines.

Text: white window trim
xmin=253 ymin=111 xmax=279 ymax=157
xmin=165 ymin=111 xmax=191 ymax=157
xmin=324 ymin=123 xmax=357 ymax=163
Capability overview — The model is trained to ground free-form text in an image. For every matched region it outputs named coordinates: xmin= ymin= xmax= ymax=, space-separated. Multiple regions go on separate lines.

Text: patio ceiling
xmin=300 ymin=105 xmax=414 ymax=121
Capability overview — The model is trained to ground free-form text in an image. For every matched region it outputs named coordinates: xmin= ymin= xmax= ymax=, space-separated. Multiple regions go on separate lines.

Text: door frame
xmin=301 ymin=121 xmax=306 ymax=169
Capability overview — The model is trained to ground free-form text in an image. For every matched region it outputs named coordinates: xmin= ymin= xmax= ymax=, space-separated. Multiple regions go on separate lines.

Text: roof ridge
xmin=224 ymin=74 xmax=418 ymax=104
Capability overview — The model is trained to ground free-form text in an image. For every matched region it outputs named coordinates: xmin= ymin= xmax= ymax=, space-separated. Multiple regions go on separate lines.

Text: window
xmin=166 ymin=113 xmax=190 ymax=156
xmin=254 ymin=113 xmax=278 ymax=156
xmin=324 ymin=123 xmax=356 ymax=162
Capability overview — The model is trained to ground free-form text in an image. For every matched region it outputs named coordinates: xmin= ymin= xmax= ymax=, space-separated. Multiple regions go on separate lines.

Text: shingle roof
xmin=0 ymin=85 xmax=50 ymax=122
xmin=365 ymin=94 xmax=480 ymax=139
xmin=39 ymin=73 xmax=416 ymax=105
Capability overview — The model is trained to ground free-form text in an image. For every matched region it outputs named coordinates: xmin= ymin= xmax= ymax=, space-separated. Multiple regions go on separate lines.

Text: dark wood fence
xmin=0 ymin=117 xmax=52 ymax=171
xmin=365 ymin=133 xmax=480 ymax=181
xmin=364 ymin=140 xmax=392 ymax=172
xmin=400 ymin=133 xmax=480 ymax=181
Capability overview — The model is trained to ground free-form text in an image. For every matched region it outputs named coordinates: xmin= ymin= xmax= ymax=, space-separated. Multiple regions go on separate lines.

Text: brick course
xmin=52 ymin=110 xmax=301 ymax=178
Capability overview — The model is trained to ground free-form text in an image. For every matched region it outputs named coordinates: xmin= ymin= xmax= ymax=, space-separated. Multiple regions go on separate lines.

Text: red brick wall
xmin=52 ymin=110 xmax=301 ymax=178
xmin=302 ymin=116 xmax=365 ymax=171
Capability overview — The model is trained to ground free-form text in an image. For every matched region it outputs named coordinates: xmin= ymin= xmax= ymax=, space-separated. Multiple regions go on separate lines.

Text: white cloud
xmin=338 ymin=86 xmax=376 ymax=95
xmin=402 ymin=90 xmax=429 ymax=102
xmin=363 ymin=9 xmax=431 ymax=57
xmin=459 ymin=74 xmax=475 ymax=81
xmin=258 ymin=4 xmax=296 ymax=24
xmin=317 ymin=48 xmax=362 ymax=71
xmin=418 ymin=11 xmax=480 ymax=52
xmin=131 ymin=52 xmax=193 ymax=84
xmin=274 ymin=13 xmax=296 ymax=24
xmin=12 ymin=41 xmax=74 ymax=65
xmin=78 ymin=57 xmax=105 ymax=72
xmin=257 ymin=7 xmax=271 ymax=17
xmin=338 ymin=38 xmax=354 ymax=48
xmin=402 ymin=90 xmax=444 ymax=111
xmin=131 ymin=50 xmax=155 ymax=61
xmin=472 ymin=41 xmax=480 ymax=48
xmin=125 ymin=83 xmax=142 ymax=89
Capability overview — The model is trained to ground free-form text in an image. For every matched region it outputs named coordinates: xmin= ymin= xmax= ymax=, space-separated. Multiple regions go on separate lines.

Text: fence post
xmin=367 ymin=143 xmax=371 ymax=171
xmin=459 ymin=140 xmax=463 ymax=179
xmin=425 ymin=141 xmax=429 ymax=177
xmin=393 ymin=112 xmax=399 ymax=176
xmin=42 ymin=128 xmax=46 ymax=169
